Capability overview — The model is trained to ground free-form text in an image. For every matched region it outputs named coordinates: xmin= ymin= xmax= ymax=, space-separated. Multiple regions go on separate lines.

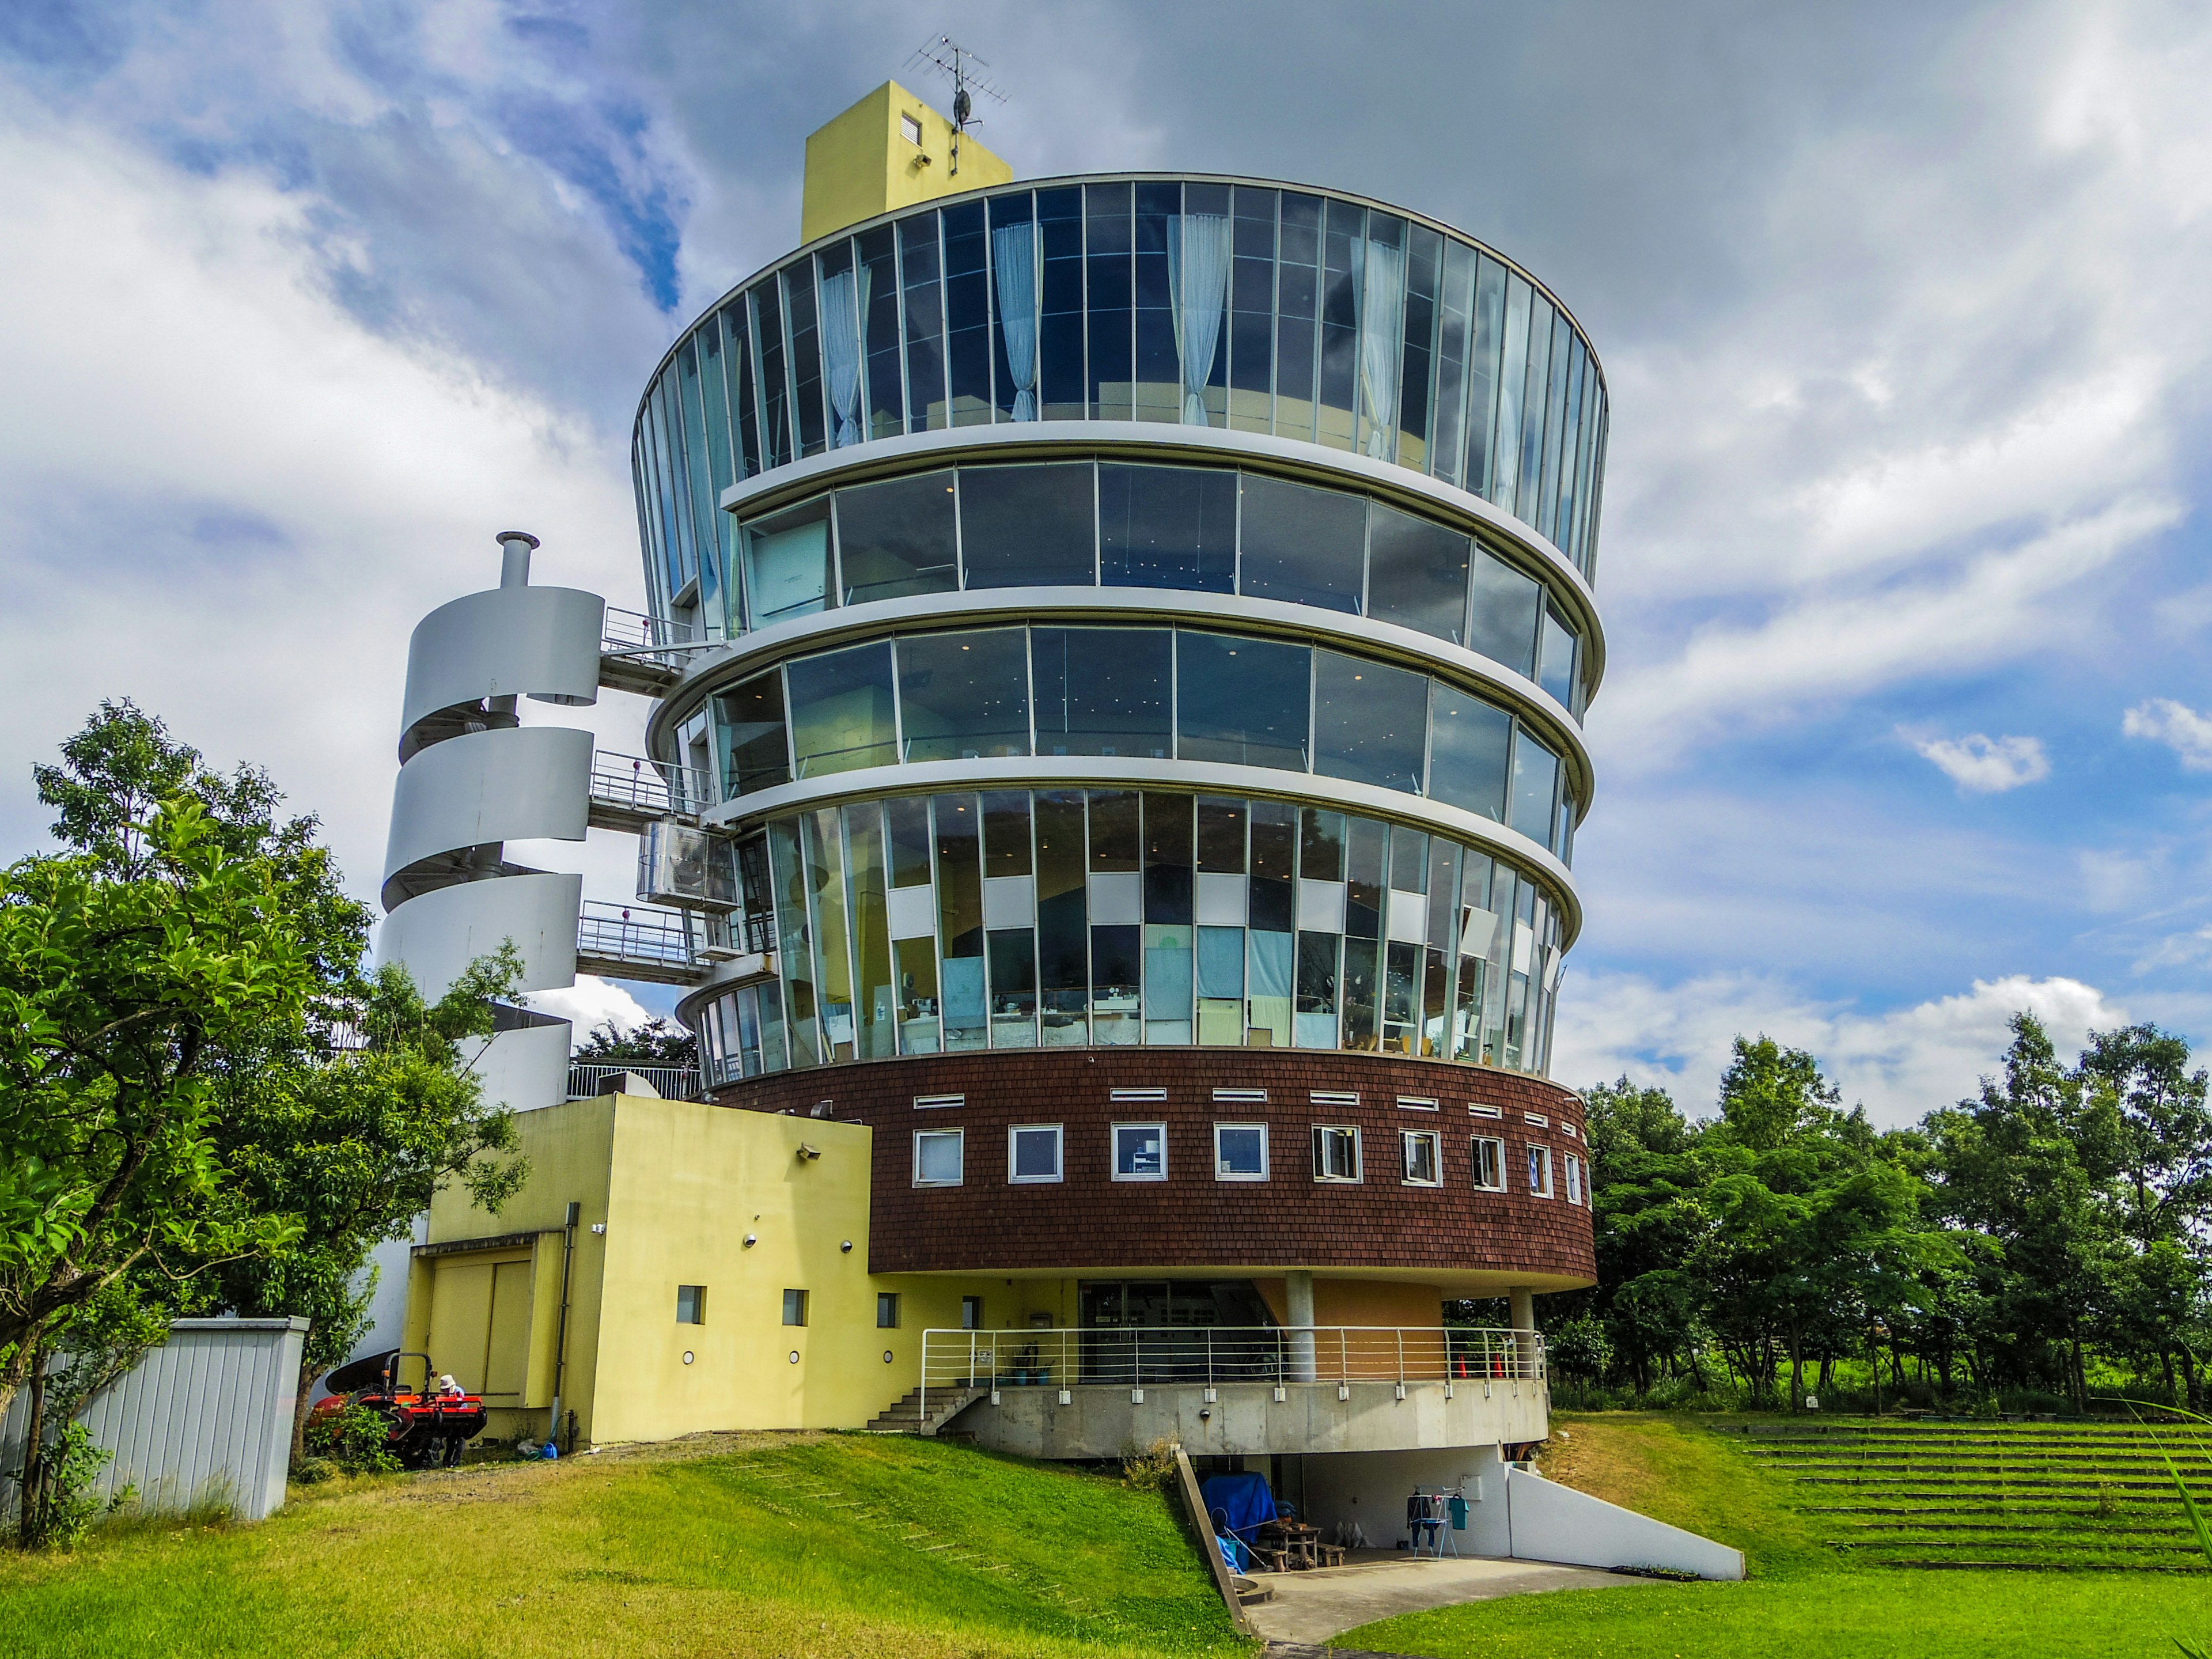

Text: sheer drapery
xmin=1166 ymin=213 xmax=1231 ymax=426
xmin=1357 ymin=238 xmax=1407 ymax=459
xmin=990 ymin=222 xmax=1039 ymax=421
xmin=821 ymin=267 xmax=864 ymax=447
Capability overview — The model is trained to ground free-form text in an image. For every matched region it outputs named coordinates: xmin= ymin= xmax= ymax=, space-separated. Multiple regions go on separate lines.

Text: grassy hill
xmin=1347 ymin=1414 xmax=2212 ymax=1659
xmin=0 ymin=1433 xmax=1244 ymax=1659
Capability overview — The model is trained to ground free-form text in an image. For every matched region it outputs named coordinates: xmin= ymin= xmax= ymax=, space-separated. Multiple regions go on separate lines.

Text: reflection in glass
xmin=1033 ymin=627 xmax=1170 ymax=757
xmin=836 ymin=472 xmax=957 ymax=605
xmin=1175 ymin=633 xmax=1310 ymax=771
xmin=896 ymin=629 xmax=1031 ymax=762
xmin=715 ymin=671 xmax=791 ymax=798
xmin=786 ymin=643 xmax=896 ymax=778
xmin=1366 ymin=503 xmax=1469 ymax=644
xmin=1427 ymin=691 xmax=1512 ymax=821
xmin=1313 ymin=652 xmax=1427 ymax=793
xmin=1538 ymin=605 xmax=1579 ymax=713
xmin=959 ymin=463 xmax=1094 ymax=588
xmin=934 ymin=794 xmax=986 ymax=1050
xmin=1509 ymin=730 xmax=1562 ymax=846
xmin=1238 ymin=473 xmax=1364 ymax=613
xmin=1468 ymin=549 xmax=1542 ymax=680
xmin=1100 ymin=464 xmax=1236 ymax=592
xmin=743 ymin=497 xmax=833 ymax=628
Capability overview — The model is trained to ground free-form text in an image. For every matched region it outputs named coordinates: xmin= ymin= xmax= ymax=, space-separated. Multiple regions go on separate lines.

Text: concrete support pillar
xmin=1509 ymin=1287 xmax=1537 ymax=1379
xmin=1286 ymin=1270 xmax=1317 ymax=1384
xmin=498 ymin=529 xmax=539 ymax=590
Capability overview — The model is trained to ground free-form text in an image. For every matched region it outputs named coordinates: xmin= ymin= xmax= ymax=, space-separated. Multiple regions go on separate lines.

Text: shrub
xmin=305 ymin=1404 xmax=400 ymax=1476
xmin=290 ymin=1457 xmax=337 ymax=1486
xmin=1121 ymin=1438 xmax=1179 ymax=1492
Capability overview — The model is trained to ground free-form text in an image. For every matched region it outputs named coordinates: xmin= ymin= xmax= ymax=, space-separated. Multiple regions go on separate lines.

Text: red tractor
xmin=312 ymin=1350 xmax=486 ymax=1470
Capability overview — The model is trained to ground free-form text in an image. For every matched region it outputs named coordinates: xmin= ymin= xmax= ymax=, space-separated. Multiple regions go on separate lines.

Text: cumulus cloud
xmin=2123 ymin=699 xmax=2212 ymax=770
xmin=1553 ymin=970 xmax=2127 ymax=1130
xmin=1911 ymin=732 xmax=2052 ymax=793
xmin=525 ymin=976 xmax=658 ymax=1047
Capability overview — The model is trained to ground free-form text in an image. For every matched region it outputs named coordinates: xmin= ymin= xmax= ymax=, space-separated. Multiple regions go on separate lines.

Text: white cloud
xmin=2123 ymin=698 xmax=2212 ymax=770
xmin=1554 ymin=969 xmax=2126 ymax=1129
xmin=524 ymin=976 xmax=657 ymax=1048
xmin=1911 ymin=731 xmax=2051 ymax=793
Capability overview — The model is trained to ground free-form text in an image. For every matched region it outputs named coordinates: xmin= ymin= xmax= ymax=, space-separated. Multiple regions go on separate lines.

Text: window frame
xmin=1214 ymin=1122 xmax=1270 ymax=1181
xmin=1564 ymin=1152 xmax=1584 ymax=1206
xmin=1472 ymin=1135 xmax=1506 ymax=1192
xmin=782 ymin=1287 xmax=808 ymax=1327
xmin=1008 ymin=1122 xmax=1065 ymax=1184
xmin=1527 ymin=1143 xmax=1554 ymax=1198
xmin=676 ymin=1284 xmax=706 ymax=1325
xmin=877 ymin=1291 xmax=900 ymax=1329
xmin=1312 ymin=1123 xmax=1363 ymax=1184
xmin=1401 ymin=1127 xmax=1442 ymax=1187
xmin=1112 ymin=1121 xmax=1169 ymax=1181
xmin=913 ymin=1127 xmax=966 ymax=1187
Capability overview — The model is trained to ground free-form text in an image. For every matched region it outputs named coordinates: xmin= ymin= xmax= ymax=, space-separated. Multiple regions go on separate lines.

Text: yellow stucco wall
xmin=801 ymin=79 xmax=1013 ymax=244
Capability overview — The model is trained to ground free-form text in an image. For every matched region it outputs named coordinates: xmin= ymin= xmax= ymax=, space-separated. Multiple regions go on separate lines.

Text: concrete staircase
xmin=863 ymin=1385 xmax=986 ymax=1436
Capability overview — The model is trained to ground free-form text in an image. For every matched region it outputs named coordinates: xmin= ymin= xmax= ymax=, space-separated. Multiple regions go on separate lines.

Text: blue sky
xmin=2 ymin=0 xmax=2207 ymax=1124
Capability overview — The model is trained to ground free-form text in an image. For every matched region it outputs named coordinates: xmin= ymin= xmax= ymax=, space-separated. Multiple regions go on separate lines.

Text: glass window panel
xmin=859 ymin=224 xmax=903 ymax=441
xmin=1217 ymin=1124 xmax=1267 ymax=1179
xmin=1035 ymin=790 xmax=1089 ymax=1042
xmin=786 ymin=642 xmax=896 ymax=778
xmin=690 ymin=331 xmax=737 ymax=623
xmin=785 ymin=263 xmax=826 ymax=457
xmin=1312 ymin=652 xmax=1428 ymax=794
xmin=1011 ymin=1124 xmax=1061 ymax=1181
xmin=1086 ymin=181 xmax=1133 ymax=421
xmin=988 ymin=927 xmax=1037 ymax=1042
xmin=1366 ymin=504 xmax=1470 ymax=645
xmin=895 ymin=934 xmax=939 ymax=1054
xmin=1033 ymin=627 xmax=1171 ymax=757
xmin=804 ymin=807 xmax=854 ymax=1060
xmin=1088 ymin=789 xmax=1141 ymax=870
xmin=1275 ymin=192 xmax=1323 ymax=441
xmin=723 ymin=300 xmax=762 ymax=481
xmin=1317 ymin=199 xmax=1361 ymax=450
xmin=887 ymin=795 xmax=932 ymax=887
xmin=714 ymin=671 xmax=791 ymax=798
xmin=1467 ymin=548 xmax=1542 ymax=680
xmin=769 ymin=819 xmax=820 ymax=1067
xmin=1517 ymin=295 xmax=1554 ymax=517
xmin=897 ymin=628 xmax=1032 ymax=762
xmin=1300 ymin=808 xmax=1344 ymax=881
xmin=943 ymin=200 xmax=991 ymax=426
xmin=1115 ymin=1123 xmax=1166 ymax=1179
xmin=988 ymin=191 xmax=1034 ymax=423
xmin=1490 ymin=273 xmax=1530 ymax=513
xmin=1554 ymin=334 xmax=1586 ymax=549
xmin=1091 ymin=923 xmax=1142 ymax=1044
xmin=1175 ymin=632 xmax=1310 ymax=771
xmin=743 ymin=497 xmax=833 ymax=629
xmin=1143 ymin=921 xmax=1192 ymax=1041
xmin=1237 ymin=473 xmax=1365 ymax=614
xmin=1509 ymin=728 xmax=1563 ymax=846
xmin=933 ymin=793 xmax=986 ymax=1050
xmin=1538 ymin=310 xmax=1573 ymax=541
xmin=1228 ymin=185 xmax=1276 ymax=434
xmin=1396 ymin=225 xmax=1440 ymax=470
xmin=1431 ymin=241 xmax=1474 ymax=487
xmin=1038 ymin=185 xmax=1086 ymax=422
xmin=960 ymin=463 xmax=1095 ymax=588
xmin=1427 ymin=689 xmax=1512 ymax=821
xmin=915 ymin=1128 xmax=963 ymax=1184
xmin=1099 ymin=463 xmax=1236 ymax=593
xmin=1132 ymin=180 xmax=1179 ymax=423
xmin=1248 ymin=925 xmax=1293 ymax=1045
xmin=753 ymin=278 xmax=793 ymax=468
xmin=900 ymin=213 xmax=946 ymax=431
xmin=1340 ymin=935 xmax=1379 ymax=1051
xmin=1196 ymin=925 xmax=1244 ymax=998
xmin=1466 ymin=256 xmax=1506 ymax=495
xmin=1143 ymin=792 xmax=1194 ymax=925
xmin=846 ymin=804 xmax=895 ymax=1062
xmin=1537 ymin=605 xmax=1579 ymax=711
xmin=1344 ymin=816 xmax=1386 ymax=939
xmin=1390 ymin=826 xmax=1429 ymax=893
xmin=836 ymin=470 xmax=958 ymax=605
xmin=982 ymin=788 xmax=1033 ymax=877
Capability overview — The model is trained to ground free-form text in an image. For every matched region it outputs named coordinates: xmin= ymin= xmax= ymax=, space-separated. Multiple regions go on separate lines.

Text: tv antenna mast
xmin=905 ymin=35 xmax=1006 ymax=177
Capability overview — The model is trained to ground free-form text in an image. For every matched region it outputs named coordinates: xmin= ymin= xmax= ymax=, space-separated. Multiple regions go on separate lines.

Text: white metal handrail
xmin=576 ymin=899 xmax=694 ymax=971
xmin=589 ymin=749 xmax=710 ymax=817
xmin=566 ymin=1062 xmax=700 ymax=1100
xmin=918 ymin=1324 xmax=1544 ymax=1423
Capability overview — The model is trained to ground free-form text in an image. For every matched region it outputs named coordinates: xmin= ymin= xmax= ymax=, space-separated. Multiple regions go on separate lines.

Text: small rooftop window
xmin=902 ymin=113 xmax=923 ymax=146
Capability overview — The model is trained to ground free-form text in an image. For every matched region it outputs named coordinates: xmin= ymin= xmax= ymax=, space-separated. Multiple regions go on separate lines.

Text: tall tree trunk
xmin=2069 ymin=1328 xmax=2088 ymax=1416
xmin=2162 ymin=1350 xmax=2177 ymax=1406
xmin=1789 ymin=1326 xmax=1804 ymax=1410
xmin=291 ymin=1350 xmax=320 ymax=1461
xmin=1817 ymin=1353 xmax=1834 ymax=1395
xmin=2183 ymin=1349 xmax=2202 ymax=1412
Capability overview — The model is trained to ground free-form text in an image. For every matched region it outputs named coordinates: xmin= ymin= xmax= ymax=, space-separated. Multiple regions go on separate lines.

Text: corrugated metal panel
xmin=0 ymin=1318 xmax=306 ymax=1524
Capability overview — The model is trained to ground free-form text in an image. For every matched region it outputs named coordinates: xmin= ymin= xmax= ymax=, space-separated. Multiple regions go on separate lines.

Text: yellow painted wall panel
xmin=801 ymin=81 xmax=1012 ymax=244
xmin=427 ymin=1260 xmax=494 ymax=1392
xmin=486 ymin=1259 xmax=534 ymax=1402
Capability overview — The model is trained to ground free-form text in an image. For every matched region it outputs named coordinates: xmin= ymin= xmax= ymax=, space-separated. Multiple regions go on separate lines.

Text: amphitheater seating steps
xmin=1716 ymin=1416 xmax=2212 ymax=1570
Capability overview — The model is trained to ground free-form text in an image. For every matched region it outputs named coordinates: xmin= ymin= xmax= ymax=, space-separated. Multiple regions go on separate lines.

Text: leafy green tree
xmin=2075 ymin=1024 xmax=2212 ymax=1249
xmin=1577 ymin=1078 xmax=1710 ymax=1391
xmin=573 ymin=1017 xmax=697 ymax=1069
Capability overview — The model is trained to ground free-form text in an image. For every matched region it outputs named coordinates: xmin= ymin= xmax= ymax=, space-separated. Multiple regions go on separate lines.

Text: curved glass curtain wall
xmin=633 ymin=178 xmax=1609 ymax=624
xmin=729 ymin=460 xmax=1589 ymax=718
xmin=709 ymin=623 xmax=1581 ymax=866
xmin=695 ymin=788 xmax=1566 ymax=1088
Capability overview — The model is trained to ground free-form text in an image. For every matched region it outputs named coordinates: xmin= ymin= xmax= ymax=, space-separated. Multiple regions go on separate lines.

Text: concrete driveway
xmin=1243 ymin=1550 xmax=1669 ymax=1646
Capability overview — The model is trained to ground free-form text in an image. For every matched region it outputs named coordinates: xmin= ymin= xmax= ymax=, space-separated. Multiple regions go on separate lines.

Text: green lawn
xmin=1346 ymin=1413 xmax=2212 ymax=1659
xmin=0 ymin=1433 xmax=1245 ymax=1659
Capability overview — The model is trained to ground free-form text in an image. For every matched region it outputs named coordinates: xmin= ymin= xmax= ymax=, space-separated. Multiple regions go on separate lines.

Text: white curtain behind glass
xmin=820 ymin=267 xmax=863 ymax=447
xmin=1357 ymin=238 xmax=1407 ymax=459
xmin=1166 ymin=213 xmax=1231 ymax=426
xmin=990 ymin=223 xmax=1039 ymax=421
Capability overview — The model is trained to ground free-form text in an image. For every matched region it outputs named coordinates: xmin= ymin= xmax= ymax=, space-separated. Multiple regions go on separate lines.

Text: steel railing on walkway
xmin=589 ymin=750 xmax=710 ymax=820
xmin=566 ymin=1062 xmax=701 ymax=1100
xmin=919 ymin=1325 xmax=1544 ymax=1422
xmin=575 ymin=899 xmax=697 ymax=984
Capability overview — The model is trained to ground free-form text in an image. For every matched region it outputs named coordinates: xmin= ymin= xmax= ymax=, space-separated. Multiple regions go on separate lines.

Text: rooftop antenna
xmin=904 ymin=34 xmax=1006 ymax=177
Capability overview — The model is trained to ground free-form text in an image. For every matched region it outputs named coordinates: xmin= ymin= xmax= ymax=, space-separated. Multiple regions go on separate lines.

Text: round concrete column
xmin=1286 ymin=1270 xmax=1317 ymax=1384
xmin=1510 ymin=1286 xmax=1537 ymax=1378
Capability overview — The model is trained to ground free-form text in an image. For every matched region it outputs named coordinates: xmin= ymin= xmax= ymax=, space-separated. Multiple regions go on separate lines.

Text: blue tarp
xmin=1216 ymin=1532 xmax=1251 ymax=1574
xmin=1202 ymin=1471 xmax=1279 ymax=1542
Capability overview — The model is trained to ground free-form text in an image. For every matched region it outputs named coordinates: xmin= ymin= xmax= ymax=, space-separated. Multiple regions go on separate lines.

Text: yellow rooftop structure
xmin=801 ymin=79 xmax=1013 ymax=243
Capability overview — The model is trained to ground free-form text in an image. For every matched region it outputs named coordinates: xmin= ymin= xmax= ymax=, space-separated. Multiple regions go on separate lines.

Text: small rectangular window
xmin=1215 ymin=1123 xmax=1269 ymax=1180
xmin=1010 ymin=1123 xmax=1064 ymax=1183
xmin=676 ymin=1285 xmax=706 ymax=1324
xmin=782 ymin=1288 xmax=808 ymax=1327
xmin=961 ymin=1294 xmax=984 ymax=1330
xmin=1113 ymin=1122 xmax=1168 ymax=1180
xmin=1310 ymin=1089 xmax=1359 ymax=1107
xmin=877 ymin=1292 xmax=900 ymax=1329
xmin=1402 ymin=1128 xmax=1442 ymax=1186
xmin=1561 ymin=1122 xmax=1580 ymax=1139
xmin=1524 ymin=1112 xmax=1549 ymax=1126
xmin=901 ymin=112 xmax=923 ymax=146
xmin=1472 ymin=1137 xmax=1506 ymax=1191
xmin=915 ymin=1128 xmax=965 ymax=1186
xmin=1528 ymin=1144 xmax=1554 ymax=1197
xmin=1313 ymin=1124 xmax=1362 ymax=1182
xmin=1396 ymin=1096 xmax=1438 ymax=1112
xmin=1213 ymin=1088 xmax=1267 ymax=1103
xmin=1111 ymin=1087 xmax=1168 ymax=1103
xmin=1565 ymin=1153 xmax=1584 ymax=1205
xmin=1468 ymin=1103 xmax=1503 ymax=1120
xmin=914 ymin=1093 xmax=965 ymax=1110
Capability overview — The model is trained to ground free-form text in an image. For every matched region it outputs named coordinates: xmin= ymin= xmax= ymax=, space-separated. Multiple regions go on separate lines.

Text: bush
xmin=305 ymin=1404 xmax=400 ymax=1475
xmin=1120 ymin=1438 xmax=1179 ymax=1492
xmin=290 ymin=1456 xmax=337 ymax=1486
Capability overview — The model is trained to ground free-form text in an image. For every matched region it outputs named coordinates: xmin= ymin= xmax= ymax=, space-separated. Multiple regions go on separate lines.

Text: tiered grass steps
xmin=1715 ymin=1419 xmax=2212 ymax=1570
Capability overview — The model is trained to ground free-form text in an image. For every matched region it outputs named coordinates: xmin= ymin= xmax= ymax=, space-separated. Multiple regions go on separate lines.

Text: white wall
xmin=1296 ymin=1444 xmax=1510 ymax=1554
xmin=1505 ymin=1466 xmax=1745 ymax=1580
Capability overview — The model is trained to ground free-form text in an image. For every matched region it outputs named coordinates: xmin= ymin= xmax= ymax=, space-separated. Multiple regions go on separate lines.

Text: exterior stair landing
xmin=862 ymin=1385 xmax=985 ymax=1436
